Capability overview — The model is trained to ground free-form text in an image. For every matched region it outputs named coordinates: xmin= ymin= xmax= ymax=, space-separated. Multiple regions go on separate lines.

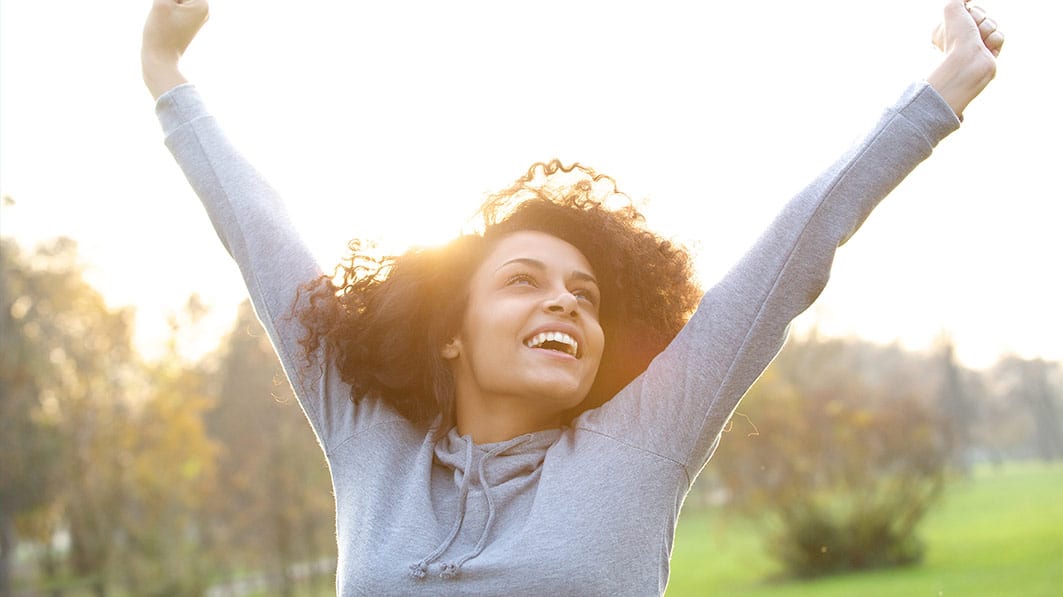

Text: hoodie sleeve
xmin=156 ymin=84 xmax=401 ymax=452
xmin=576 ymin=82 xmax=960 ymax=485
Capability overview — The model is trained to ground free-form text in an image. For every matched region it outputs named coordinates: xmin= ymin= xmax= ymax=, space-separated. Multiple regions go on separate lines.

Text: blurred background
xmin=2 ymin=1 xmax=1060 ymax=595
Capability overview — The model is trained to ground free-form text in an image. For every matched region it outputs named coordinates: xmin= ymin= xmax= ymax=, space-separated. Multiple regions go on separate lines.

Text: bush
xmin=708 ymin=335 xmax=952 ymax=578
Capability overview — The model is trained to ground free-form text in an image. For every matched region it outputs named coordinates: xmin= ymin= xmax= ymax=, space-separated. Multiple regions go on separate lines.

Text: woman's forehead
xmin=481 ymin=230 xmax=595 ymax=277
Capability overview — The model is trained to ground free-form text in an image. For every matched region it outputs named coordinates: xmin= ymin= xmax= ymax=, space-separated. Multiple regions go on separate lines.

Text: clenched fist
xmin=142 ymin=0 xmax=210 ymax=99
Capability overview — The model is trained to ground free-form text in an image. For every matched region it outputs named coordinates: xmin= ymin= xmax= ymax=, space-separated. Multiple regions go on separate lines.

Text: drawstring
xmin=409 ymin=440 xmax=474 ymax=580
xmin=438 ymin=443 xmax=507 ymax=579
xmin=410 ymin=434 xmax=535 ymax=581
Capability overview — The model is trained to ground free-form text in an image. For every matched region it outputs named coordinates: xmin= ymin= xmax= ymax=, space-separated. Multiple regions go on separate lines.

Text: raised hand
xmin=927 ymin=0 xmax=1004 ymax=119
xmin=142 ymin=0 xmax=210 ymax=100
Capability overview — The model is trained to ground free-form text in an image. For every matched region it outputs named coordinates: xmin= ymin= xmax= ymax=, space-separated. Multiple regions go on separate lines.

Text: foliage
xmin=2 ymin=238 xmax=269 ymax=595
xmin=113 ymin=356 xmax=218 ymax=596
xmin=981 ymin=356 xmax=1063 ymax=461
xmin=709 ymin=334 xmax=953 ymax=578
xmin=200 ymin=301 xmax=336 ymax=595
xmin=1 ymin=236 xmax=136 ymax=595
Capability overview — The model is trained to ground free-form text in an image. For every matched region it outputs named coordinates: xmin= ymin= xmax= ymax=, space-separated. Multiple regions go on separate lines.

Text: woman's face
xmin=444 ymin=230 xmax=605 ymax=426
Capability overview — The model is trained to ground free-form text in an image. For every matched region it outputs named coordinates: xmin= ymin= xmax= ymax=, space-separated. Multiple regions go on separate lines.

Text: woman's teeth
xmin=524 ymin=331 xmax=579 ymax=357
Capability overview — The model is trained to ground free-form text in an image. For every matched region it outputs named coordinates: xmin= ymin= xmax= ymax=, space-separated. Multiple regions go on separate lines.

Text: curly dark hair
xmin=295 ymin=160 xmax=702 ymax=431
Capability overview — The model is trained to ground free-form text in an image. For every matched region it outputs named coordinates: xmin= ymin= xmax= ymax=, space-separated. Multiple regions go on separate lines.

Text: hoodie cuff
xmin=896 ymin=82 xmax=962 ymax=149
xmin=154 ymin=83 xmax=210 ymax=138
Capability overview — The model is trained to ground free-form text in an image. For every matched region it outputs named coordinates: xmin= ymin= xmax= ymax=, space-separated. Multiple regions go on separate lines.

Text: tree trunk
xmin=0 ymin=510 xmax=14 ymax=597
xmin=1024 ymin=360 xmax=1063 ymax=460
xmin=40 ymin=542 xmax=63 ymax=597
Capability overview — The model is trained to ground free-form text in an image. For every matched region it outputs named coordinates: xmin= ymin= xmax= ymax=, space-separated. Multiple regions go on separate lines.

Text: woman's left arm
xmin=578 ymin=0 xmax=1003 ymax=483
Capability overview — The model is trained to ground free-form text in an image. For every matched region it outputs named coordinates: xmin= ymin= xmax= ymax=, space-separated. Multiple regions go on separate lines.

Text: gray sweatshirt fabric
xmin=156 ymin=82 xmax=959 ymax=596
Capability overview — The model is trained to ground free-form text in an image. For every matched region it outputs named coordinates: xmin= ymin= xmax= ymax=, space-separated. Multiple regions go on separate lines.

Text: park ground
xmin=666 ymin=460 xmax=1063 ymax=596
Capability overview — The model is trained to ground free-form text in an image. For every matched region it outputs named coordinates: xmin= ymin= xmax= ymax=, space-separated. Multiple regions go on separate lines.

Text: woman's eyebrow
xmin=570 ymin=270 xmax=599 ymax=287
xmin=497 ymin=257 xmax=598 ymax=286
xmin=496 ymin=257 xmax=545 ymax=275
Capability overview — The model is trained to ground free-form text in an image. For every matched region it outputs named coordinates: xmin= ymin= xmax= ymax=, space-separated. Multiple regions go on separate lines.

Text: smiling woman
xmin=296 ymin=161 xmax=699 ymax=443
xmin=141 ymin=0 xmax=1004 ymax=594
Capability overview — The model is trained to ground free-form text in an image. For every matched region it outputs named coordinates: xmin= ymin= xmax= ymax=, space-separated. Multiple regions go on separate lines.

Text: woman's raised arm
xmin=580 ymin=0 xmax=1004 ymax=482
xmin=141 ymin=0 xmax=385 ymax=449
xmin=142 ymin=0 xmax=209 ymax=100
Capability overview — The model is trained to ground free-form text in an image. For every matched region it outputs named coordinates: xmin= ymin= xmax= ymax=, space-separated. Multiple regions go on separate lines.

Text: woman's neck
xmin=454 ymin=395 xmax=562 ymax=443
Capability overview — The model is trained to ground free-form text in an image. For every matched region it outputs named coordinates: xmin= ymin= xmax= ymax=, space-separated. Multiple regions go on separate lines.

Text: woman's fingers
xmin=978 ymin=18 xmax=997 ymax=39
xmin=932 ymin=1 xmax=1003 ymax=57
xmin=984 ymin=29 xmax=1005 ymax=57
xmin=965 ymin=4 xmax=1005 ymax=56
xmin=968 ymin=5 xmax=1005 ymax=57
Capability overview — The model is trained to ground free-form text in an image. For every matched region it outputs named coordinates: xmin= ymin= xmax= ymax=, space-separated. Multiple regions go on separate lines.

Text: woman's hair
xmin=295 ymin=160 xmax=702 ymax=430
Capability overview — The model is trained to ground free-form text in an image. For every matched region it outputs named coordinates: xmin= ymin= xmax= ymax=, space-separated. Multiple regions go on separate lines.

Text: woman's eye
xmin=507 ymin=274 xmax=536 ymax=287
xmin=573 ymin=288 xmax=599 ymax=305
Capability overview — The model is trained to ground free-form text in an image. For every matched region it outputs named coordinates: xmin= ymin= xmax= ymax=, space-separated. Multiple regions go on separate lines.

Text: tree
xmin=936 ymin=339 xmax=977 ymax=472
xmin=0 ymin=238 xmax=65 ymax=595
xmin=202 ymin=301 xmax=335 ymax=593
xmin=112 ymin=315 xmax=219 ymax=597
xmin=990 ymin=356 xmax=1063 ymax=461
xmin=708 ymin=334 xmax=952 ymax=578
xmin=0 ymin=237 xmax=136 ymax=596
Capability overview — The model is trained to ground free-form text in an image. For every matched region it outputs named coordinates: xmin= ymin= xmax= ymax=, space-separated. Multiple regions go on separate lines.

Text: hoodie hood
xmin=435 ymin=426 xmax=561 ymax=485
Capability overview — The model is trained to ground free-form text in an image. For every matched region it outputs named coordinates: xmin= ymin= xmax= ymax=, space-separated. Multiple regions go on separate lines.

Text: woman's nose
xmin=544 ymin=290 xmax=578 ymax=316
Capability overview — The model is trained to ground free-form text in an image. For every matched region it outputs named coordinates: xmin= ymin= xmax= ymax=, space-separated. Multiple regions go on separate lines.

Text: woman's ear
xmin=441 ymin=338 xmax=461 ymax=360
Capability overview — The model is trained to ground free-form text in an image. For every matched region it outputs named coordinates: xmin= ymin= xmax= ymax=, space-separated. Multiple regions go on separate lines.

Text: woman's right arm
xmin=142 ymin=0 xmax=395 ymax=449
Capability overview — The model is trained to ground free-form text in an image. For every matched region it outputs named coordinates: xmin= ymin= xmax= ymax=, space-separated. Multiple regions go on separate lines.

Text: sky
xmin=1 ymin=0 xmax=1059 ymax=369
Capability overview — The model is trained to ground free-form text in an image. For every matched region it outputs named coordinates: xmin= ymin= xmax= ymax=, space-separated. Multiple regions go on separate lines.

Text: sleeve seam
xmin=326 ymin=417 xmax=412 ymax=457
xmin=575 ymin=426 xmax=691 ymax=487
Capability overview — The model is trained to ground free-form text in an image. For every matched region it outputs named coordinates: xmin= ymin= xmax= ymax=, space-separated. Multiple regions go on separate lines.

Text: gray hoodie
xmin=157 ymin=81 xmax=959 ymax=596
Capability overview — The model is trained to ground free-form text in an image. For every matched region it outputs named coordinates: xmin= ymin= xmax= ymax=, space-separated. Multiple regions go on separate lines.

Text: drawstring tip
xmin=409 ymin=562 xmax=428 ymax=580
xmin=439 ymin=562 xmax=460 ymax=579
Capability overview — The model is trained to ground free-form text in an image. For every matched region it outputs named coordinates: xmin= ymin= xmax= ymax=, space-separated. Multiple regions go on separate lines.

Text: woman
xmin=142 ymin=0 xmax=1003 ymax=594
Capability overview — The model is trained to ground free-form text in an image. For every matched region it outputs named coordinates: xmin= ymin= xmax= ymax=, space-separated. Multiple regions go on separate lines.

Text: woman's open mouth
xmin=524 ymin=331 xmax=580 ymax=358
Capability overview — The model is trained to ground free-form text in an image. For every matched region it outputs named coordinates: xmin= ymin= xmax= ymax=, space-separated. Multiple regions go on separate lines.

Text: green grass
xmin=666 ymin=460 xmax=1063 ymax=596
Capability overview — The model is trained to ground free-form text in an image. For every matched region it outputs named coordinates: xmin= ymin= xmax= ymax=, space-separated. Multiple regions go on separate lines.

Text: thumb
xmin=942 ymin=0 xmax=971 ymax=21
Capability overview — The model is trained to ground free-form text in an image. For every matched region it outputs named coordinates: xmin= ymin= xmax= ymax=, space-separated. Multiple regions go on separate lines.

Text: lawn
xmin=666 ymin=460 xmax=1063 ymax=596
